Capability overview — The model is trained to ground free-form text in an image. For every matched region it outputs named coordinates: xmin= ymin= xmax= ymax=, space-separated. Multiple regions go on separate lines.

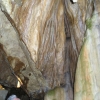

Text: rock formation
xmin=0 ymin=0 xmax=100 ymax=100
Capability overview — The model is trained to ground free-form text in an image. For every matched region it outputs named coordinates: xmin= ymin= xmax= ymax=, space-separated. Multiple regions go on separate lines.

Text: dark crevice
xmin=0 ymin=85 xmax=44 ymax=100
xmin=3 ymin=86 xmax=30 ymax=100
xmin=70 ymin=0 xmax=77 ymax=4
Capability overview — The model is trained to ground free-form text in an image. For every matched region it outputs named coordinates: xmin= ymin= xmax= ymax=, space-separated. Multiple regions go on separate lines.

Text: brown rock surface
xmin=0 ymin=0 xmax=66 ymax=95
xmin=0 ymin=44 xmax=18 ymax=87
xmin=0 ymin=0 xmax=100 ymax=100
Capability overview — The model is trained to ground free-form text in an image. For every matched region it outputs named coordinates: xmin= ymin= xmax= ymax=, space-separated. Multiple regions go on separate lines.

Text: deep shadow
xmin=70 ymin=0 xmax=76 ymax=4
xmin=3 ymin=86 xmax=45 ymax=100
xmin=5 ymin=87 xmax=29 ymax=100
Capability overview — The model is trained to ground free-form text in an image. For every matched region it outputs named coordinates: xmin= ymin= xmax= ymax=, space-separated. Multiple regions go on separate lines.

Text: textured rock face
xmin=0 ymin=43 xmax=18 ymax=87
xmin=0 ymin=0 xmax=66 ymax=95
xmin=44 ymin=87 xmax=66 ymax=100
xmin=0 ymin=8 xmax=45 ymax=94
xmin=74 ymin=0 xmax=100 ymax=100
xmin=0 ymin=0 xmax=100 ymax=100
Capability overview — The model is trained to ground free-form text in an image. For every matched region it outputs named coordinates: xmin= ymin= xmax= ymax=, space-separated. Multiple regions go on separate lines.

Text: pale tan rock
xmin=44 ymin=87 xmax=66 ymax=100
xmin=0 ymin=85 xmax=3 ymax=89
xmin=74 ymin=1 xmax=100 ymax=99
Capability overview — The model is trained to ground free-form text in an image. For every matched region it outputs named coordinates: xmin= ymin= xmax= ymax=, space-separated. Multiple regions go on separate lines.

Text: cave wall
xmin=0 ymin=8 xmax=46 ymax=94
xmin=0 ymin=0 xmax=66 ymax=95
xmin=74 ymin=0 xmax=100 ymax=99
xmin=0 ymin=0 xmax=100 ymax=100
